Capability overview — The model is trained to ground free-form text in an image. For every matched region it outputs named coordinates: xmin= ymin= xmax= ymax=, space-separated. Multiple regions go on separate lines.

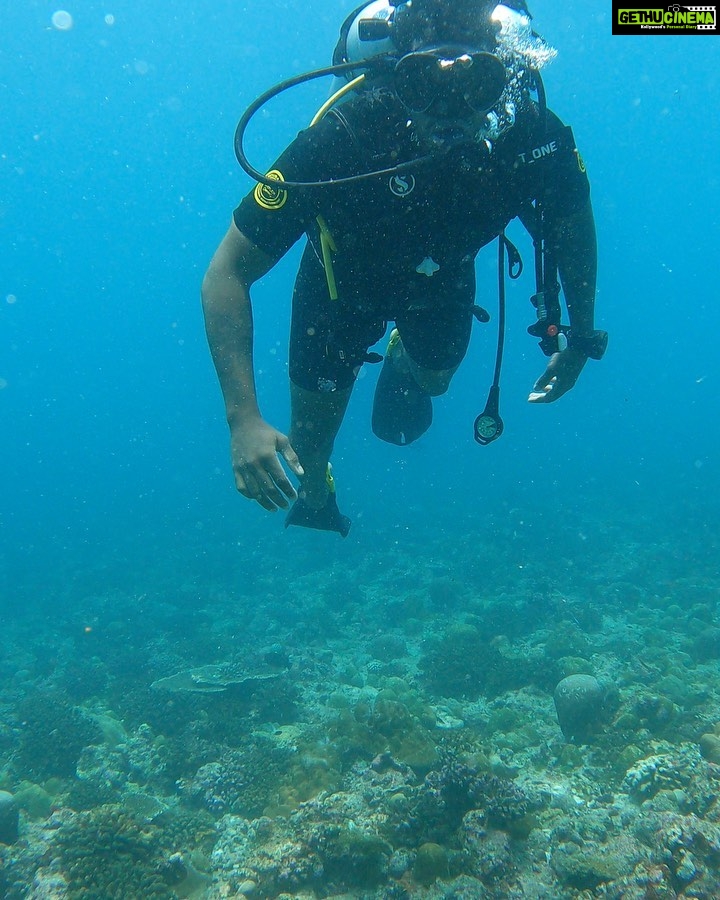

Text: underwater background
xmin=2 ymin=0 xmax=720 ymax=897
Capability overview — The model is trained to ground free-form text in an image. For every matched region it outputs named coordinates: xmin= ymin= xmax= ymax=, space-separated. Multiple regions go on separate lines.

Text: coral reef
xmin=6 ymin=496 xmax=720 ymax=898
xmin=328 ymin=696 xmax=438 ymax=774
xmin=180 ymin=736 xmax=293 ymax=818
xmin=0 ymin=790 xmax=19 ymax=843
xmin=406 ymin=754 xmax=532 ymax=847
xmin=553 ymin=673 xmax=607 ymax=742
xmin=55 ymin=807 xmax=178 ymax=899
xmin=14 ymin=691 xmax=103 ymax=780
xmin=419 ymin=623 xmax=557 ymax=700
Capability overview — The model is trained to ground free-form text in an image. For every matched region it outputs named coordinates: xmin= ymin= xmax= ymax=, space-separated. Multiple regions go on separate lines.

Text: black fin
xmin=372 ymin=355 xmax=433 ymax=445
xmin=285 ymin=493 xmax=351 ymax=537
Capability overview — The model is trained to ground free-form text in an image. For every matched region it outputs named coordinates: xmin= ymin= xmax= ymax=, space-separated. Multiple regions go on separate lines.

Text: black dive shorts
xmin=289 ymin=247 xmax=476 ymax=393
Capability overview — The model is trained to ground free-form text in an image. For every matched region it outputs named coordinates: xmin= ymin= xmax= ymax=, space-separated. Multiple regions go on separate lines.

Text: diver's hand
xmin=229 ymin=416 xmax=303 ymax=511
xmin=528 ymin=348 xmax=588 ymax=404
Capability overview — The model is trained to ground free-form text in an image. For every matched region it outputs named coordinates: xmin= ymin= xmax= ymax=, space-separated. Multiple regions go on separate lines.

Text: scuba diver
xmin=201 ymin=0 xmax=607 ymax=537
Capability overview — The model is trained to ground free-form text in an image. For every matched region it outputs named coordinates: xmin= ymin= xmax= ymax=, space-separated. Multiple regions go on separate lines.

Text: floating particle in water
xmin=0 ymin=378 xmax=8 ymax=390
xmin=51 ymin=10 xmax=74 ymax=31
xmin=134 ymin=59 xmax=150 ymax=75
xmin=6 ymin=294 xmax=17 ymax=305
xmin=104 ymin=13 xmax=115 ymax=25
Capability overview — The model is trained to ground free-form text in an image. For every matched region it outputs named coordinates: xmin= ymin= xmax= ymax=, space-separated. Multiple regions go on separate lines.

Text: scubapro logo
xmin=389 ymin=174 xmax=416 ymax=197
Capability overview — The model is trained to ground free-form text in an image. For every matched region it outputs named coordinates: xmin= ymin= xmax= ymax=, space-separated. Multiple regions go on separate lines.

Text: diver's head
xmin=333 ymin=0 xmax=555 ymax=151
xmin=391 ymin=0 xmax=510 ymax=54
xmin=394 ymin=44 xmax=507 ymax=150
xmin=336 ymin=0 xmax=535 ymax=72
xmin=389 ymin=1 xmax=555 ymax=151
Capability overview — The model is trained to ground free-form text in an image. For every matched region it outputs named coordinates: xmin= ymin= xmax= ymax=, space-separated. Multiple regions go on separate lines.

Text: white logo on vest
xmin=388 ymin=174 xmax=416 ymax=197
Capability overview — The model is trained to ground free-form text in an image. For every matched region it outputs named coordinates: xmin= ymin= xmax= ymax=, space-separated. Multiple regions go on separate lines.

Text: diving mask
xmin=393 ymin=46 xmax=507 ymax=117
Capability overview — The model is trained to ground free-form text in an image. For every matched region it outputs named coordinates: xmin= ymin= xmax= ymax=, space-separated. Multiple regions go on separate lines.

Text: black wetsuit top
xmin=233 ymin=90 xmax=590 ymax=391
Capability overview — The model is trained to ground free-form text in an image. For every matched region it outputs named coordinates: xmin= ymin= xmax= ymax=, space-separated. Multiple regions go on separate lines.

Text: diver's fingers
xmin=278 ymin=436 xmax=304 ymax=480
xmin=259 ymin=459 xmax=296 ymax=508
xmin=236 ymin=466 xmax=287 ymax=511
xmin=528 ymin=389 xmax=550 ymax=403
xmin=533 ymin=368 xmax=557 ymax=390
xmin=234 ymin=470 xmax=254 ymax=500
xmin=528 ymin=371 xmax=556 ymax=402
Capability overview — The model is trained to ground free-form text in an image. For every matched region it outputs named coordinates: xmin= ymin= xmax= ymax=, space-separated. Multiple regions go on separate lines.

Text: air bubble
xmin=51 ymin=10 xmax=74 ymax=31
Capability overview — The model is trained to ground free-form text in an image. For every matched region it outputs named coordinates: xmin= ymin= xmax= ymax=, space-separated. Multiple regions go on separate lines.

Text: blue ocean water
xmin=2 ymin=2 xmax=718 ymax=593
xmin=2 ymin=1 xmax=720 ymax=896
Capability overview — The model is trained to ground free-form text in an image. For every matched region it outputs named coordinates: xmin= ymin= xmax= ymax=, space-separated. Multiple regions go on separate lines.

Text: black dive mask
xmin=394 ymin=46 xmax=507 ymax=118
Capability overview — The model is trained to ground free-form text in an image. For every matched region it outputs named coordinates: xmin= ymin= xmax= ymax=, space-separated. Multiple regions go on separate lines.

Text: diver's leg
xmin=287 ymin=248 xmax=356 ymax=510
xmin=388 ymin=334 xmax=459 ymax=396
xmin=289 ymin=381 xmax=353 ymax=509
xmin=372 ymin=301 xmax=473 ymax=445
xmin=371 ymin=333 xmax=435 ymax=445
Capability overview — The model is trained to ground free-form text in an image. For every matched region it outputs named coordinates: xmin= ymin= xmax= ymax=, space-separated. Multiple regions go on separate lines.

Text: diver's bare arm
xmin=201 ymin=223 xmax=273 ymax=427
xmin=201 ymin=224 xmax=302 ymax=509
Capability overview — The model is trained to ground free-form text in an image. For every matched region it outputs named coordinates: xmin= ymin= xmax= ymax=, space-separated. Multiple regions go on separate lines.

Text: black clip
xmin=502 ymin=236 xmax=523 ymax=280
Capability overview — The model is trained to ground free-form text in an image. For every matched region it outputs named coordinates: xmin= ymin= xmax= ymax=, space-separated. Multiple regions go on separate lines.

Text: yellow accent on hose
xmin=310 ymin=74 xmax=366 ymax=126
xmin=325 ymin=463 xmax=336 ymax=493
xmin=316 ymin=215 xmax=338 ymax=300
xmin=309 ymin=75 xmax=365 ymax=301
